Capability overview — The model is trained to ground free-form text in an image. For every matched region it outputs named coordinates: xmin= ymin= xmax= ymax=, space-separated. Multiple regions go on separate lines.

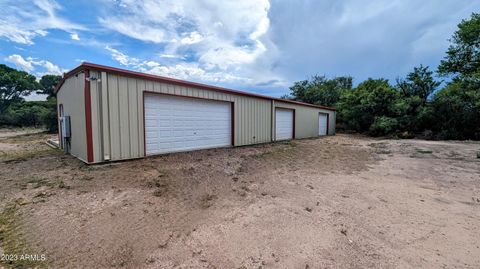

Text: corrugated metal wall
xmin=57 ymin=73 xmax=87 ymax=161
xmin=89 ymin=71 xmax=104 ymax=163
xmin=93 ymin=72 xmax=272 ymax=162
xmin=274 ymin=101 xmax=336 ymax=138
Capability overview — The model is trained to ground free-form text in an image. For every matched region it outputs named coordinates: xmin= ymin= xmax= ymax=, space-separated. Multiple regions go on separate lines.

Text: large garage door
xmin=144 ymin=94 xmax=231 ymax=155
xmin=275 ymin=108 xmax=294 ymax=140
xmin=319 ymin=113 xmax=328 ymax=136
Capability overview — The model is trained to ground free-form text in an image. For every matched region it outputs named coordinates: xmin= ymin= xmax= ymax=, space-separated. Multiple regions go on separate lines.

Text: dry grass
xmin=0 ymin=148 xmax=60 ymax=163
xmin=0 ymin=204 xmax=48 ymax=269
xmin=0 ymin=131 xmax=59 ymax=163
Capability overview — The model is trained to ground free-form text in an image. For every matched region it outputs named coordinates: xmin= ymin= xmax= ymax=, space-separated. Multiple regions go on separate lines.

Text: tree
xmin=337 ymin=78 xmax=400 ymax=134
xmin=287 ymin=75 xmax=353 ymax=106
xmin=0 ymin=64 xmax=39 ymax=113
xmin=40 ymin=98 xmax=58 ymax=132
xmin=394 ymin=65 xmax=439 ymax=133
xmin=432 ymin=12 xmax=480 ymax=140
xmin=431 ymin=81 xmax=480 ymax=139
xmin=397 ymin=65 xmax=440 ymax=103
xmin=38 ymin=74 xmax=62 ymax=99
xmin=438 ymin=13 xmax=480 ymax=78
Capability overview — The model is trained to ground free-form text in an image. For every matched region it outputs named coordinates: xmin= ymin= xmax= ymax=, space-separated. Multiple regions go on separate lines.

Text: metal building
xmin=55 ymin=62 xmax=336 ymax=164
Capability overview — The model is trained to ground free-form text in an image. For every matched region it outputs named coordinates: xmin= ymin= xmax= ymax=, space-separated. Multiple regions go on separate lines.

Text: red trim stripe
xmin=55 ymin=62 xmax=336 ymax=111
xmin=231 ymin=102 xmax=235 ymax=146
xmin=84 ymin=70 xmax=94 ymax=163
xmin=143 ymin=91 xmax=146 ymax=157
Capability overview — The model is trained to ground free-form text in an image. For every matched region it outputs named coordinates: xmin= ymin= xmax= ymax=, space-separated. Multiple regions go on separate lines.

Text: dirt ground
xmin=0 ymin=130 xmax=479 ymax=268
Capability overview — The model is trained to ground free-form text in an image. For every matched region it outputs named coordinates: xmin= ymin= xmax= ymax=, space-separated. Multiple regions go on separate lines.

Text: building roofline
xmin=54 ymin=62 xmax=336 ymax=111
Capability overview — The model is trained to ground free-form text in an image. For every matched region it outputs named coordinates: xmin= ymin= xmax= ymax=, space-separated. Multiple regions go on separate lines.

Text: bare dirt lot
xmin=0 ymin=131 xmax=479 ymax=268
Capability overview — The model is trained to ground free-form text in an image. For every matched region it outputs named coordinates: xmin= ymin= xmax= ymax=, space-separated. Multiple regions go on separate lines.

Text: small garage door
xmin=144 ymin=94 xmax=231 ymax=155
xmin=275 ymin=108 xmax=294 ymax=140
xmin=319 ymin=113 xmax=328 ymax=136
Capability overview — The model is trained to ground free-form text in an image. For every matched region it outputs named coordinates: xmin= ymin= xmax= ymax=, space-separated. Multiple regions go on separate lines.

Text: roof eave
xmin=53 ymin=64 xmax=86 ymax=94
xmin=55 ymin=62 xmax=336 ymax=111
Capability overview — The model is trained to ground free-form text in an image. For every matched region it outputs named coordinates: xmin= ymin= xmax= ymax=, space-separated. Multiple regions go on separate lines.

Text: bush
xmin=431 ymin=81 xmax=480 ymax=140
xmin=368 ymin=116 xmax=399 ymax=136
xmin=337 ymin=78 xmax=400 ymax=133
xmin=0 ymin=99 xmax=58 ymax=132
xmin=398 ymin=131 xmax=415 ymax=139
xmin=41 ymin=109 xmax=58 ymax=133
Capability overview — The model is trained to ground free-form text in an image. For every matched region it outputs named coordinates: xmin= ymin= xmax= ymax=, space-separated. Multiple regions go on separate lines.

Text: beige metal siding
xmin=329 ymin=111 xmax=336 ymax=135
xmin=90 ymin=72 xmax=272 ymax=161
xmin=89 ymin=71 xmax=103 ymax=163
xmin=87 ymin=70 xmax=335 ymax=163
xmin=274 ymin=101 xmax=336 ymax=138
xmin=100 ymin=72 xmax=110 ymax=161
xmin=57 ymin=73 xmax=87 ymax=161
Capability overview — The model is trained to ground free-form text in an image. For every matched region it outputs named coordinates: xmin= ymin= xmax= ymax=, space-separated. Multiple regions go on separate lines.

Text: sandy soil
xmin=0 ymin=128 xmax=45 ymax=139
xmin=0 ymin=131 xmax=479 ymax=268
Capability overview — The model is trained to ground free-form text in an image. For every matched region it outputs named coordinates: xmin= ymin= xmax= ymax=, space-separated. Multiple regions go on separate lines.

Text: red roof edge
xmin=54 ymin=62 xmax=336 ymax=111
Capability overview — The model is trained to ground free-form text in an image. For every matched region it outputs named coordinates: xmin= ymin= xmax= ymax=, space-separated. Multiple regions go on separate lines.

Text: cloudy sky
xmin=0 ymin=0 xmax=477 ymax=100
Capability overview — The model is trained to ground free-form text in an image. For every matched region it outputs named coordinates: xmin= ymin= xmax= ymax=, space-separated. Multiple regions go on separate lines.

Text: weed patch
xmin=254 ymin=151 xmax=273 ymax=158
xmin=1 ymin=132 xmax=48 ymax=144
xmin=0 ymin=204 xmax=48 ymax=268
xmin=368 ymin=142 xmax=388 ymax=148
xmin=26 ymin=177 xmax=54 ymax=189
xmin=1 ymin=149 xmax=60 ymax=163
xmin=416 ymin=148 xmax=433 ymax=154
xmin=199 ymin=193 xmax=217 ymax=209
xmin=149 ymin=178 xmax=169 ymax=197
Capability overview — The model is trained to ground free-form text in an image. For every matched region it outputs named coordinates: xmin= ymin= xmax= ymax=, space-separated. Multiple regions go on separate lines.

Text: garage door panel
xmin=145 ymin=94 xmax=231 ymax=155
xmin=275 ymin=108 xmax=293 ymax=141
xmin=319 ymin=114 xmax=328 ymax=136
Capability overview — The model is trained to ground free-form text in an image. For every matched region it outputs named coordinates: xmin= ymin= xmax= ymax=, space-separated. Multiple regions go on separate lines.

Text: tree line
xmin=283 ymin=13 xmax=479 ymax=140
xmin=0 ymin=64 xmax=60 ymax=132
xmin=0 ymin=13 xmax=478 ymax=139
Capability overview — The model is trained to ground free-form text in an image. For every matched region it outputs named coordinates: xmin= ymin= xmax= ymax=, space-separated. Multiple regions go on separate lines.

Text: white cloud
xmin=5 ymin=54 xmax=34 ymax=72
xmin=0 ymin=0 xmax=84 ymax=44
xmin=70 ymin=33 xmax=80 ymax=40
xmin=159 ymin=54 xmax=185 ymax=59
xmin=4 ymin=54 xmax=64 ymax=75
xmin=105 ymin=46 xmax=248 ymax=83
xmin=39 ymin=60 xmax=62 ymax=74
xmin=98 ymin=0 xmax=273 ymax=79
xmin=105 ymin=46 xmax=140 ymax=66
xmin=25 ymin=92 xmax=49 ymax=101
xmin=141 ymin=63 xmax=248 ymax=83
xmin=143 ymin=61 xmax=160 ymax=67
xmin=180 ymin=31 xmax=203 ymax=45
xmin=98 ymin=0 xmax=477 ymax=95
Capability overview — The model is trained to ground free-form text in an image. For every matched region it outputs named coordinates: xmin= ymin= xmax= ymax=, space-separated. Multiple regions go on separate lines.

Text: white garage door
xmin=144 ymin=94 xmax=231 ymax=155
xmin=275 ymin=108 xmax=294 ymax=140
xmin=319 ymin=113 xmax=328 ymax=136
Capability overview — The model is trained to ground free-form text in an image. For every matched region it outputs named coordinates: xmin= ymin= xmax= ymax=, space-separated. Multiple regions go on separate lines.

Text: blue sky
xmin=0 ymin=0 xmax=477 ymax=100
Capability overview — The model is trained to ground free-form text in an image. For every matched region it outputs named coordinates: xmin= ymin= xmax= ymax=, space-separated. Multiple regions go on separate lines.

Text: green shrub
xmin=0 ymin=99 xmax=58 ymax=132
xmin=369 ymin=116 xmax=399 ymax=136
